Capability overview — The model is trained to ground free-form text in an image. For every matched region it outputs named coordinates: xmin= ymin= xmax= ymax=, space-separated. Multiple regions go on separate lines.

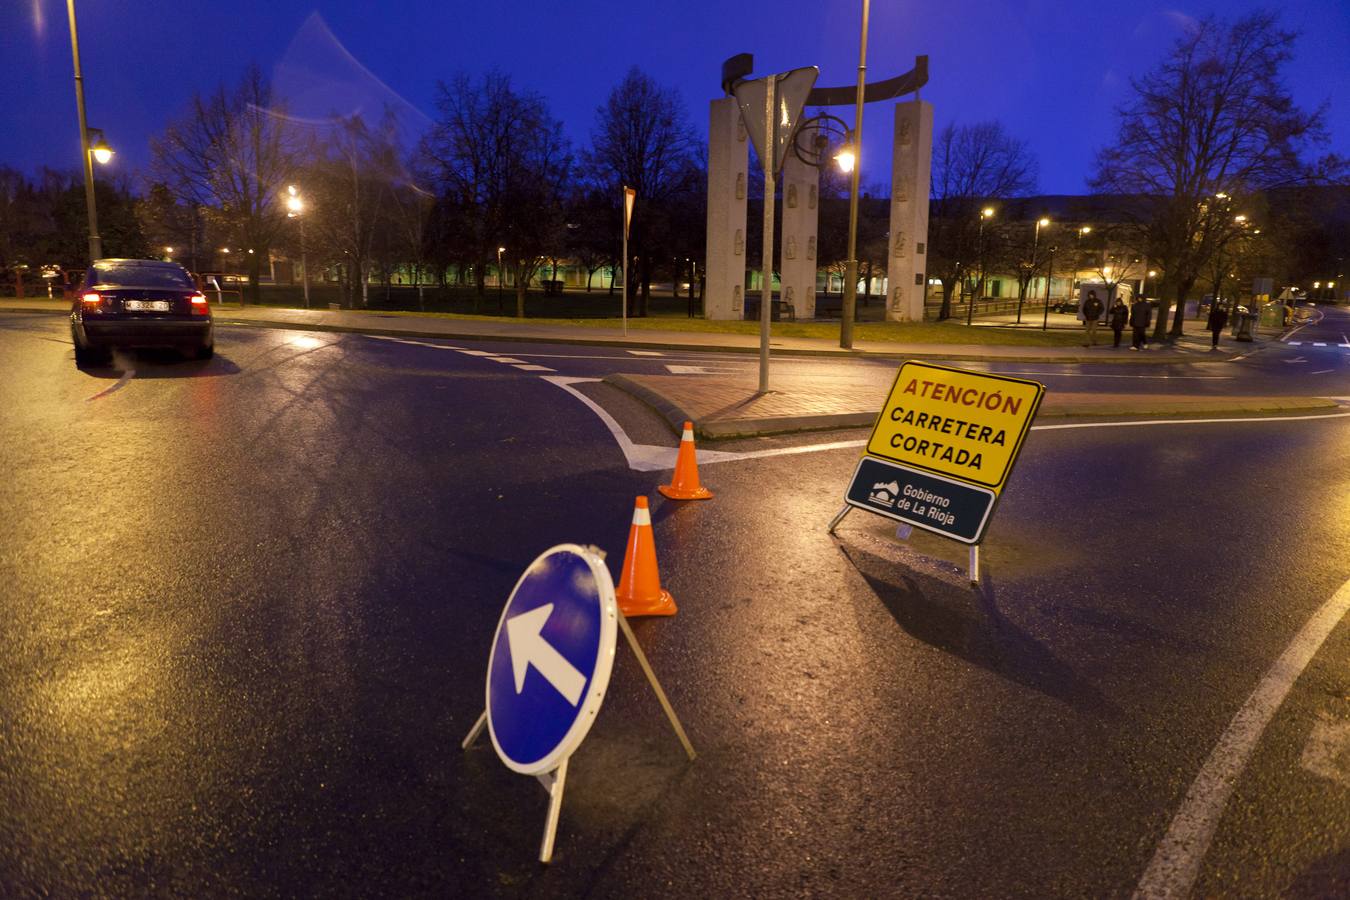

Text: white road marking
xmin=85 ymin=368 xmax=135 ymax=401
xmin=542 ymin=376 xmax=867 ymax=471
xmin=542 ymin=376 xmax=692 ymax=471
xmin=1283 ymin=357 xmax=1307 ymax=364
xmin=513 ymin=364 xmax=556 ymax=372
xmin=458 ymin=350 xmax=497 ymax=356
xmin=1313 ymin=342 xmax=1327 ymax=347
xmin=1300 ymin=713 xmax=1350 ymax=786
xmin=1286 ymin=341 xmax=1302 ymax=346
xmin=1134 ymin=574 xmax=1350 ymax=900
xmin=468 ymin=351 xmax=742 ymax=363
xmin=1310 ymin=369 xmax=1334 ymax=375
xmin=366 ymin=335 xmax=466 ymax=351
xmin=1281 ymin=307 xmax=1323 ymax=342
xmin=626 ymin=350 xmax=664 ymax=356
xmin=1033 ymin=410 xmax=1350 ymax=431
xmin=486 ymin=356 xmax=526 ymax=363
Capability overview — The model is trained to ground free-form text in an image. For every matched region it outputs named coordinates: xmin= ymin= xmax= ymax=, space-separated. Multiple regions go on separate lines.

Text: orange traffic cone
xmin=658 ymin=421 xmax=713 ymax=501
xmin=615 ymin=496 xmax=677 ymax=617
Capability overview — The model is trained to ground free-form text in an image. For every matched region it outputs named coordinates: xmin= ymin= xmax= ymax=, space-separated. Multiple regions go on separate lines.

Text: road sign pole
xmin=616 ymin=612 xmax=697 ymax=761
xmin=969 ymin=544 xmax=980 ymax=584
xmin=622 ymin=219 xmax=628 ymax=337
xmin=827 ymin=504 xmax=852 ymax=534
xmin=759 ymin=78 xmax=775 ymax=394
xmin=840 ymin=0 xmax=870 ymax=349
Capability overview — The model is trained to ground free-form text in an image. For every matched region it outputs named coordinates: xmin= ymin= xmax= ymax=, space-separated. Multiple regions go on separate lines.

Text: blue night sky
xmin=4 ymin=0 xmax=1348 ymax=195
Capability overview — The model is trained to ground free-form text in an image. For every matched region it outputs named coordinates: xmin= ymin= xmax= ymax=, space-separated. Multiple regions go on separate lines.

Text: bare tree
xmin=423 ymin=72 xmax=571 ymax=316
xmin=1091 ymin=10 xmax=1338 ymax=339
xmin=566 ymin=186 xmax=618 ymax=292
xmin=928 ymin=122 xmax=1037 ymax=320
xmin=137 ymin=183 xmax=209 ymax=273
xmin=301 ymin=114 xmax=401 ymax=309
xmin=151 ymin=65 xmax=303 ymax=303
xmin=586 ymin=67 xmax=698 ymax=316
xmin=388 ymin=175 xmax=436 ymax=309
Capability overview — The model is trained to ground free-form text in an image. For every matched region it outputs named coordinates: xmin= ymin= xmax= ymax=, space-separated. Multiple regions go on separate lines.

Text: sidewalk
xmin=0 ymin=298 xmax=1274 ymax=365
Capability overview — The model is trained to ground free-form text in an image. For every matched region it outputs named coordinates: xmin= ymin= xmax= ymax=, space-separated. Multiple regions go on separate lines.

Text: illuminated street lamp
xmin=88 ymin=130 xmax=114 ymax=166
xmin=286 ymin=185 xmax=309 ymax=308
xmin=834 ymin=142 xmax=856 ymax=174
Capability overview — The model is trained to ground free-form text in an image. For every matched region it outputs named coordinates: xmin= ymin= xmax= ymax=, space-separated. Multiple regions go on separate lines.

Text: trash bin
xmin=1234 ymin=310 xmax=1257 ymax=342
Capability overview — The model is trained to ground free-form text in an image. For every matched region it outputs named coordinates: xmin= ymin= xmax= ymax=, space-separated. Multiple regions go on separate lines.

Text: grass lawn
xmin=350 ymin=308 xmax=1086 ymax=346
xmin=236 ymin=284 xmax=1083 ymax=346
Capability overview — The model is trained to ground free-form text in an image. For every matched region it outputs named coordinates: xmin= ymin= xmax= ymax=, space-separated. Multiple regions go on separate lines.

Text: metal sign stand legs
xmin=536 ymin=760 xmax=569 ymax=862
xmin=616 ymin=612 xmax=698 ymax=762
xmin=462 ymin=610 xmax=696 ymax=863
xmin=828 ymin=504 xmax=980 ymax=583
xmin=827 ymin=504 xmax=851 ymax=534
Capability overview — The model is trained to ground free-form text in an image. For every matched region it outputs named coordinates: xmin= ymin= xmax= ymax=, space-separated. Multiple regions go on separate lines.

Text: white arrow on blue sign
xmin=486 ymin=544 xmax=617 ymax=776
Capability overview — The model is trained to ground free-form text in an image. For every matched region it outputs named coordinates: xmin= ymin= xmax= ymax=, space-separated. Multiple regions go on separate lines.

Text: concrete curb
xmin=604 ymin=373 xmax=1343 ymax=441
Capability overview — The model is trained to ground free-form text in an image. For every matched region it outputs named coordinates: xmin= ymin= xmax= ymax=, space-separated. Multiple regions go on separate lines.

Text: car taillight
xmin=82 ymin=292 xmax=102 ymax=305
xmin=189 ymin=293 xmax=209 ymax=314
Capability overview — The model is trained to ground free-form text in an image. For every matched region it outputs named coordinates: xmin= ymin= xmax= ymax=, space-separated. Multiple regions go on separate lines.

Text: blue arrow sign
xmin=486 ymin=545 xmax=617 ymax=775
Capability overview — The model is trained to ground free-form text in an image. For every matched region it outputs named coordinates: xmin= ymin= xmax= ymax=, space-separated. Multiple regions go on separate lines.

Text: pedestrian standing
xmin=1109 ymin=297 xmax=1128 ymax=348
xmin=1082 ymin=290 xmax=1104 ymax=347
xmin=1207 ymin=301 xmax=1230 ymax=350
xmin=1129 ymin=294 xmax=1152 ymax=350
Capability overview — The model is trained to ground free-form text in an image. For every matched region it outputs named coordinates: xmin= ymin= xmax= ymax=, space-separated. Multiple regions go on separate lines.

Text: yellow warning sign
xmin=866 ymin=361 xmax=1045 ymax=492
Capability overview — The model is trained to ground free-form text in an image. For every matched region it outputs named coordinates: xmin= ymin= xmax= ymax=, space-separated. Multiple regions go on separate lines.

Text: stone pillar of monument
xmin=886 ymin=99 xmax=934 ymax=322
xmin=779 ymin=153 xmax=819 ymax=320
xmin=704 ymin=97 xmax=749 ymax=320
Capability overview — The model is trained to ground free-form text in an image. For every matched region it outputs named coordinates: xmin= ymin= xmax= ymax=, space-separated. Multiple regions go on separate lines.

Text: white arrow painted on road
xmin=506 ymin=603 xmax=586 ymax=705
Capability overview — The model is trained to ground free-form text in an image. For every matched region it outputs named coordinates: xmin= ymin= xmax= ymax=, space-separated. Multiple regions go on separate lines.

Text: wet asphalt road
xmin=1 ymin=308 xmax=1349 ymax=897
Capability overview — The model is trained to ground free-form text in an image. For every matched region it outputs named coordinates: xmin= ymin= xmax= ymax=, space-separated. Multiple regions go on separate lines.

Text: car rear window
xmin=90 ymin=263 xmax=194 ymax=290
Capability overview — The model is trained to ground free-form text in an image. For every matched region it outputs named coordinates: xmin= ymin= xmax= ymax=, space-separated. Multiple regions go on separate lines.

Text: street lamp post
xmin=839 ymin=0 xmax=871 ymax=350
xmin=287 ymin=186 xmax=308 ymax=308
xmin=968 ymin=207 xmax=994 ymax=326
xmin=1041 ymin=244 xmax=1057 ymax=331
xmin=65 ymin=0 xmax=108 ymax=263
xmin=497 ymin=246 xmax=505 ymax=313
xmin=1019 ymin=217 xmax=1049 ymax=325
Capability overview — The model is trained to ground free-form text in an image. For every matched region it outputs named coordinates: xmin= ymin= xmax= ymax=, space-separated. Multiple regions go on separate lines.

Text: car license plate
xmin=124 ymin=300 xmax=171 ymax=312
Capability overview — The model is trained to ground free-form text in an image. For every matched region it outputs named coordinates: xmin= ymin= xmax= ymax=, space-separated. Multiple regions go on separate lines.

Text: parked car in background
xmin=70 ymin=259 xmax=213 ymax=367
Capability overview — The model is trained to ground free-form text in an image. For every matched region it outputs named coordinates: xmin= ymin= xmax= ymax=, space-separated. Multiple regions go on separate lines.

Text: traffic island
xmin=605 ymin=372 xmax=1342 ymax=439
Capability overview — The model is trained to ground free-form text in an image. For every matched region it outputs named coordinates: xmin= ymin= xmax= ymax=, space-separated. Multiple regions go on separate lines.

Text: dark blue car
xmin=71 ymin=258 xmax=214 ymax=367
